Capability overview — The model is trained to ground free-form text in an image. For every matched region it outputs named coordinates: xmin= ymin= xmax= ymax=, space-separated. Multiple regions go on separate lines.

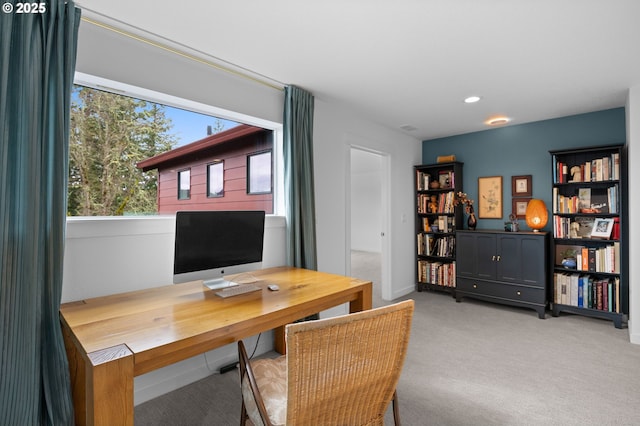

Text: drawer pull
xmin=516 ymin=291 xmax=521 ymax=296
xmin=473 ymin=284 xmax=477 ymax=289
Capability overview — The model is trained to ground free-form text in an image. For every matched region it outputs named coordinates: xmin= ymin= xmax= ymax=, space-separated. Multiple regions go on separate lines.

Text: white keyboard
xmin=215 ymin=283 xmax=262 ymax=298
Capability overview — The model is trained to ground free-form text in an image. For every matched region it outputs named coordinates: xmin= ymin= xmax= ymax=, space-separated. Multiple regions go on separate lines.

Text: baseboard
xmin=391 ymin=285 xmax=415 ymax=301
xmin=134 ymin=331 xmax=274 ymax=405
xmin=628 ymin=319 xmax=640 ymax=345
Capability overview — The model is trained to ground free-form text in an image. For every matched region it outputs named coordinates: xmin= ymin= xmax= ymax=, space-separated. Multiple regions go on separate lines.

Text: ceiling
xmin=76 ymin=0 xmax=640 ymax=141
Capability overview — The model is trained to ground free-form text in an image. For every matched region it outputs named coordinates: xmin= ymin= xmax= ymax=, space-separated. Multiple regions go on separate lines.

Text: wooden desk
xmin=59 ymin=266 xmax=372 ymax=426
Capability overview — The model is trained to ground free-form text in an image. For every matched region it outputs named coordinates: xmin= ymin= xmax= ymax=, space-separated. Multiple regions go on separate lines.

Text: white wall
xmin=350 ymin=149 xmax=383 ymax=252
xmin=62 ymin=216 xmax=286 ymax=302
xmin=75 ymin=15 xmax=283 ymax=129
xmin=626 ymin=86 xmax=639 ymax=344
xmin=314 ymin=100 xmax=421 ymax=300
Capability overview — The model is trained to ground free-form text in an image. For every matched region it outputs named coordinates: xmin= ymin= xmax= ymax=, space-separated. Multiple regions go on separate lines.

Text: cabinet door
xmin=496 ymin=234 xmax=546 ymax=286
xmin=457 ymin=232 xmax=496 ymax=279
xmin=475 ymin=234 xmax=496 ymax=279
xmin=456 ymin=232 xmax=477 ymax=277
xmin=496 ymin=234 xmax=522 ymax=283
xmin=518 ymin=235 xmax=546 ymax=286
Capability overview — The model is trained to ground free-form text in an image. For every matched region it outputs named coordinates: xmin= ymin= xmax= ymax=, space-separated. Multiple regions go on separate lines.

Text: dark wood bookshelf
xmin=550 ymin=144 xmax=627 ymax=328
xmin=414 ymin=161 xmax=463 ymax=294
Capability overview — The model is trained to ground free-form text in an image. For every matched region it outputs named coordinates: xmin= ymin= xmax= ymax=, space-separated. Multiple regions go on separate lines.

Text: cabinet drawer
xmin=457 ymin=278 xmax=545 ymax=304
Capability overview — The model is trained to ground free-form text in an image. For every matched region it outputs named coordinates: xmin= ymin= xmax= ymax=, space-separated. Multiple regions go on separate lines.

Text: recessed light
xmin=486 ymin=116 xmax=511 ymax=126
xmin=464 ymin=96 xmax=481 ymax=103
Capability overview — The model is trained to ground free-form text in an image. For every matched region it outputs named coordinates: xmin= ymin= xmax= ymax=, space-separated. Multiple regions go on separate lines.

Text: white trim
xmin=347 ymin=144 xmax=392 ymax=301
xmin=74 ymin=71 xmax=279 ymax=131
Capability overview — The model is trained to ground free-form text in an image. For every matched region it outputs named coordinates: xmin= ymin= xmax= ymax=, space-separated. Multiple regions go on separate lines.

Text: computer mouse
xmin=267 ymin=284 xmax=280 ymax=291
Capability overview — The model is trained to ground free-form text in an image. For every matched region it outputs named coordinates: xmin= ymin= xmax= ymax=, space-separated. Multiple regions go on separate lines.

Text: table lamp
xmin=525 ymin=199 xmax=548 ymax=232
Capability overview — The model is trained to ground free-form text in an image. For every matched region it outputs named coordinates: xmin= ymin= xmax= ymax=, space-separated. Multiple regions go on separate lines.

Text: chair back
xmin=285 ymin=299 xmax=414 ymax=425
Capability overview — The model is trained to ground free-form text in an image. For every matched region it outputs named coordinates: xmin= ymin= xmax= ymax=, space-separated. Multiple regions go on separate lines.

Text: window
xmin=207 ymin=162 xmax=224 ymax=197
xmin=248 ymin=151 xmax=272 ymax=194
xmin=178 ymin=169 xmax=191 ymax=200
xmin=70 ymin=73 xmax=283 ymax=216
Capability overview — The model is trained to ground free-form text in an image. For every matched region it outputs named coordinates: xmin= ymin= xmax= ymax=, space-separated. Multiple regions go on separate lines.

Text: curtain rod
xmin=80 ymin=15 xmax=285 ymax=92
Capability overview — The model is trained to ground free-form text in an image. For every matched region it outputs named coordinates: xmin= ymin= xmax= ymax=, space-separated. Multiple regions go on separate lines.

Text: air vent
xmin=400 ymin=124 xmax=417 ymax=132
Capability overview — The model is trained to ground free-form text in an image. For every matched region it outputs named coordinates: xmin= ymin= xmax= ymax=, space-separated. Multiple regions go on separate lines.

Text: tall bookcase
xmin=549 ymin=144 xmax=627 ymax=328
xmin=414 ymin=161 xmax=463 ymax=293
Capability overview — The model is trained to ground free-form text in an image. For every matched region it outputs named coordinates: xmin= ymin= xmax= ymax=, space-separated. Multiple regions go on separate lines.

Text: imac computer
xmin=173 ymin=210 xmax=266 ymax=290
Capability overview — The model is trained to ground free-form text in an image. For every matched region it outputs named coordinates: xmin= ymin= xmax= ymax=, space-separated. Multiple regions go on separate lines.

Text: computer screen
xmin=173 ymin=210 xmax=266 ymax=288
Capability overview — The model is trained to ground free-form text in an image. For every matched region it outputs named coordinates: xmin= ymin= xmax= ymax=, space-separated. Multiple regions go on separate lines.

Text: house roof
xmin=137 ymin=124 xmax=265 ymax=172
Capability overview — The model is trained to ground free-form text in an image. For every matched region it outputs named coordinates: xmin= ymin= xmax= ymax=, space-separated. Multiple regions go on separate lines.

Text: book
xmin=577 ymin=276 xmax=584 ymax=307
xmin=602 ymin=156 xmax=610 ymax=180
xmin=585 ymin=276 xmax=592 ymax=309
xmin=570 ymin=274 xmax=580 ymax=306
xmin=587 ymin=248 xmax=596 ymax=272
xmin=615 ymin=277 xmax=620 ymax=313
xmin=584 ymin=161 xmax=591 ymax=182
xmin=561 ymin=274 xmax=569 ymax=305
xmin=577 ymin=188 xmax=591 ymax=211
xmin=612 ymin=152 xmax=620 ymax=180
xmin=581 ymin=247 xmax=589 ymax=271
xmin=596 ymin=280 xmax=603 ymax=310
xmin=573 ymin=216 xmax=595 ymax=239
xmin=593 ymin=159 xmax=602 ymax=181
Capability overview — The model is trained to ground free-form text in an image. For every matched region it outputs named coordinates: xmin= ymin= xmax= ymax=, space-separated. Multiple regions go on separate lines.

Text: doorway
xmin=348 ymin=147 xmax=390 ymax=307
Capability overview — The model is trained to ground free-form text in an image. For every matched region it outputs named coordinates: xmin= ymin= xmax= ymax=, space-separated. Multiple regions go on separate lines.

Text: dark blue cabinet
xmin=456 ymin=230 xmax=549 ymax=319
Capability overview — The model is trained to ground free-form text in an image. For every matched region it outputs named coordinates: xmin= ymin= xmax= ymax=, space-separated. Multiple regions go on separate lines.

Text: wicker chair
xmin=238 ymin=299 xmax=415 ymax=426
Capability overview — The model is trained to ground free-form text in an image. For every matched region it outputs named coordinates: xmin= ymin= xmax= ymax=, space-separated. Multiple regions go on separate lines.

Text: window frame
xmin=207 ymin=161 xmax=225 ymax=198
xmin=177 ymin=168 xmax=191 ymax=200
xmin=72 ymin=72 xmax=285 ymax=216
xmin=247 ymin=150 xmax=273 ymax=195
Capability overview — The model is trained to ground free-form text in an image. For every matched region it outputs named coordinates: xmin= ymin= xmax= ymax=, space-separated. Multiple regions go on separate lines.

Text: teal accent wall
xmin=422 ymin=108 xmax=626 ymax=231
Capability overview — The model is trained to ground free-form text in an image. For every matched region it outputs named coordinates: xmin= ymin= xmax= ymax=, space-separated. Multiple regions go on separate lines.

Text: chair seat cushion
xmin=241 ymin=355 xmax=287 ymax=426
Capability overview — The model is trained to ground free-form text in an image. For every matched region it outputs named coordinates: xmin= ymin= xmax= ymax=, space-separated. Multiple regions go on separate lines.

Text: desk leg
xmin=63 ymin=323 xmax=134 ymax=426
xmin=350 ymin=282 xmax=373 ymax=313
xmin=274 ymin=326 xmax=286 ymax=355
xmin=86 ymin=345 xmax=135 ymax=426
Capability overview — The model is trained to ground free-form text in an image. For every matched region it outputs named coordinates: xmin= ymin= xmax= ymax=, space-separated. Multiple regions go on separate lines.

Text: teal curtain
xmin=283 ymin=86 xmax=317 ymax=269
xmin=0 ymin=1 xmax=80 ymax=424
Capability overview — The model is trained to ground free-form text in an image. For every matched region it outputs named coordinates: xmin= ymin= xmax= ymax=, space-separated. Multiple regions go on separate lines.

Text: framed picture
xmin=438 ymin=170 xmax=452 ymax=189
xmin=511 ymin=197 xmax=531 ymax=219
xmin=478 ymin=176 xmax=503 ymax=219
xmin=590 ymin=218 xmax=614 ymax=239
xmin=511 ymin=175 xmax=532 ymax=197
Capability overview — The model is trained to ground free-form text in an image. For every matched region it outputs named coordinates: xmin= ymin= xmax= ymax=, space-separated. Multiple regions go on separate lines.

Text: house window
xmin=247 ymin=151 xmax=272 ymax=194
xmin=178 ymin=169 xmax=191 ymax=200
xmin=207 ymin=161 xmax=224 ymax=198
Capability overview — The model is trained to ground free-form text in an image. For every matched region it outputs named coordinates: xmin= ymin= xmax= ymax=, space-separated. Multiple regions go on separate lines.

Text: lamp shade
xmin=525 ymin=199 xmax=548 ymax=232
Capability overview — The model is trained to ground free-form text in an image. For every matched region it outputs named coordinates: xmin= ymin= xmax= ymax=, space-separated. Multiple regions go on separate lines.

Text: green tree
xmin=68 ymin=86 xmax=176 ymax=216
xmin=208 ymin=118 xmax=226 ymax=135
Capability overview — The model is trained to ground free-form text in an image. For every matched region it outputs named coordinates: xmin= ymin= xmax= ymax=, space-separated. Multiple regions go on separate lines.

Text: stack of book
xmin=553 ymin=152 xmax=620 ymax=183
xmin=553 ymin=273 xmax=621 ymax=312
xmin=417 ymin=260 xmax=456 ymax=287
xmin=415 ymin=170 xmax=431 ymax=190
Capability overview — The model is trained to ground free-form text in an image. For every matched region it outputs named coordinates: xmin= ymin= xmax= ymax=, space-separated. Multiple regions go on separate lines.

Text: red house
xmin=137 ymin=124 xmax=273 ymax=214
